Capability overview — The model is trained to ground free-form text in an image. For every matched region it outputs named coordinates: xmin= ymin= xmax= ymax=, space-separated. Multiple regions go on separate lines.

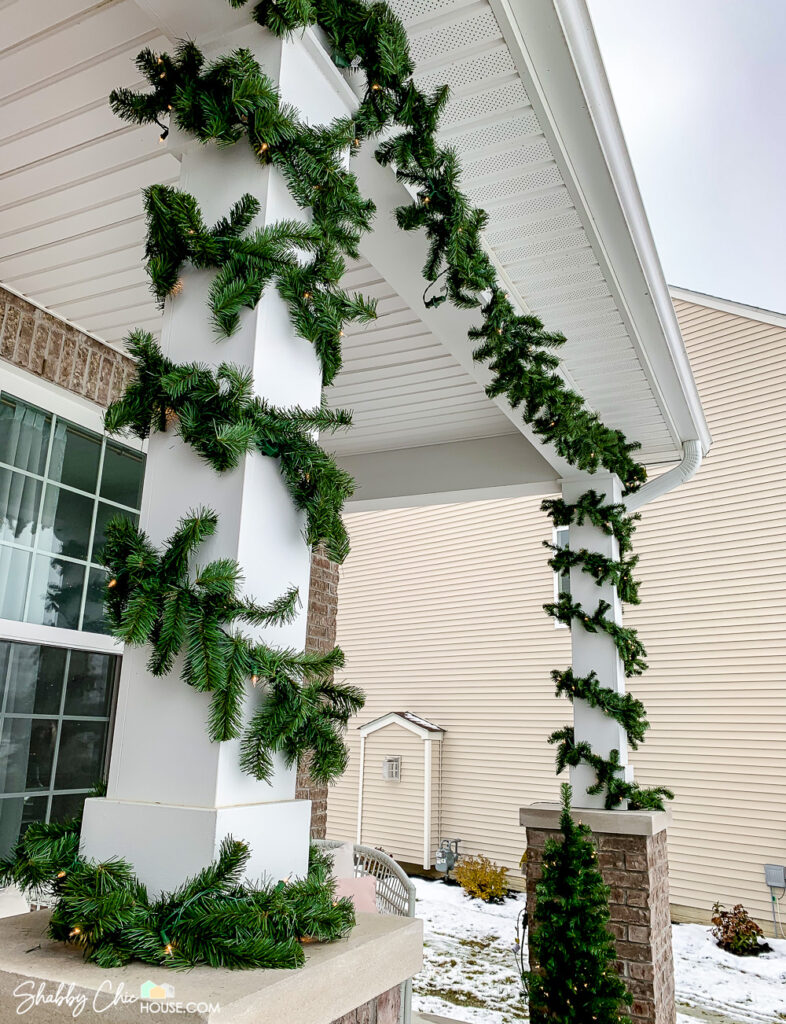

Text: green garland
xmin=92 ymin=3 xmax=672 ymax=961
xmin=101 ymin=509 xmax=363 ymax=784
xmin=0 ymin=813 xmax=354 ymax=970
xmin=543 ymin=496 xmax=670 ymax=809
xmin=105 ymin=330 xmax=354 ymax=562
xmin=222 ymin=0 xmax=672 ymax=811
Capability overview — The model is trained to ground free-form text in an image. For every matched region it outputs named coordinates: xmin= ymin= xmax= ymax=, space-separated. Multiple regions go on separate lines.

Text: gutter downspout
xmin=623 ymin=440 xmax=703 ymax=513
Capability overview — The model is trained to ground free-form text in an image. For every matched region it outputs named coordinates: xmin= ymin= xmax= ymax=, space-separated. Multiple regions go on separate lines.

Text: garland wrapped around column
xmin=224 ymin=0 xmax=670 ymax=809
xmin=1 ymin=0 xmax=675 ymax=970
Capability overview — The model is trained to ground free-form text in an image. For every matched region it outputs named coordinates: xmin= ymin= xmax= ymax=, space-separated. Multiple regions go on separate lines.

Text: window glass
xmin=93 ymin=503 xmax=138 ymax=556
xmin=0 ymin=392 xmax=145 ymax=634
xmin=82 ymin=567 xmax=110 ymax=636
xmin=3 ymin=643 xmax=66 ymax=716
xmin=0 ymin=546 xmax=31 ymax=620
xmin=64 ymin=650 xmax=114 ymax=717
xmin=0 ymin=796 xmax=46 ymax=857
xmin=101 ymin=442 xmax=144 ymax=509
xmin=0 ymin=716 xmax=57 ymax=792
xmin=39 ymin=485 xmax=93 ymax=560
xmin=59 ymin=425 xmax=101 ymax=494
xmin=0 ymin=468 xmax=41 ymax=545
xmin=55 ymin=721 xmax=107 ymax=791
xmin=50 ymin=792 xmax=88 ymax=823
xmin=0 ymin=395 xmax=51 ymax=475
xmin=0 ymin=640 xmax=117 ymax=856
xmin=26 ymin=555 xmax=87 ymax=631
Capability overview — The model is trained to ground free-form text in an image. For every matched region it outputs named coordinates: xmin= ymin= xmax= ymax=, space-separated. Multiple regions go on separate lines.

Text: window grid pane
xmin=0 ymin=392 xmax=145 ymax=635
xmin=0 ymin=639 xmax=118 ymax=856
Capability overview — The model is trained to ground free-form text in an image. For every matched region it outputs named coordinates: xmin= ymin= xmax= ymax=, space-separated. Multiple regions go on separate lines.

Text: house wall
xmin=327 ymin=295 xmax=786 ymax=930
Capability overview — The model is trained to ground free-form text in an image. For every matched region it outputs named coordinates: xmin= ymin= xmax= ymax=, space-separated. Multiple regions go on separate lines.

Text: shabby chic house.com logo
xmin=13 ymin=979 xmax=220 ymax=1017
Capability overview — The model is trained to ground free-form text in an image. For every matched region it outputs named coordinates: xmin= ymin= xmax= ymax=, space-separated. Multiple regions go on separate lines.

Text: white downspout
xmin=356 ymin=734 xmax=366 ymax=845
xmin=423 ymin=739 xmax=433 ymax=870
xmin=623 ymin=440 xmax=703 ymax=513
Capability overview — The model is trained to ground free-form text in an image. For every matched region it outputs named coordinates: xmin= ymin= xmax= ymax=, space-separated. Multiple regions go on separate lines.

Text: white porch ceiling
xmin=0 ymin=0 xmax=709 ymax=503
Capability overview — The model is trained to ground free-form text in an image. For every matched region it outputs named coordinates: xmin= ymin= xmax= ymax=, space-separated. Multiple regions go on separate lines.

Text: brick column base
xmin=521 ymin=804 xmax=675 ymax=1024
xmin=297 ymin=544 xmax=340 ymax=839
xmin=330 ymin=985 xmax=401 ymax=1024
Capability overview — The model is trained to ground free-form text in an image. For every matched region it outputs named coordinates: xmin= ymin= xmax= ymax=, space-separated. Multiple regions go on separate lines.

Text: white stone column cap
xmin=520 ymin=801 xmax=671 ymax=836
xmin=0 ymin=912 xmax=423 ymax=1024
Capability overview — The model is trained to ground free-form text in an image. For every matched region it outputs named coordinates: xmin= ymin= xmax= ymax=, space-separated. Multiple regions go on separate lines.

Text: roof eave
xmin=491 ymin=0 xmax=711 ymax=458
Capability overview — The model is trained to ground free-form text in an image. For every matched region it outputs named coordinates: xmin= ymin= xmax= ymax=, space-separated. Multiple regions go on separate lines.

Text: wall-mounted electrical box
xmin=764 ymin=864 xmax=786 ymax=889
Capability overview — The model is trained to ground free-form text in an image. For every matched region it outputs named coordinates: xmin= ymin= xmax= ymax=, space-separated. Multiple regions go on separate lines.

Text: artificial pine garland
xmin=226 ymin=0 xmax=667 ymax=808
xmin=99 ymin=0 xmax=673 ymax=927
xmin=101 ymin=508 xmax=363 ymax=781
xmin=0 ymin=814 xmax=354 ymax=970
xmin=105 ymin=330 xmax=355 ymax=562
xmin=525 ymin=784 xmax=634 ymax=1022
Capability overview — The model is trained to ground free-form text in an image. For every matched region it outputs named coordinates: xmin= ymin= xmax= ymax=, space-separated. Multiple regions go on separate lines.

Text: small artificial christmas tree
xmin=526 ymin=784 xmax=633 ymax=1024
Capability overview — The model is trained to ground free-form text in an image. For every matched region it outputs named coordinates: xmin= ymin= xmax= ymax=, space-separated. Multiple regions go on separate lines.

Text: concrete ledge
xmin=0 ymin=911 xmax=422 ymax=1023
xmin=520 ymin=802 xmax=671 ymax=836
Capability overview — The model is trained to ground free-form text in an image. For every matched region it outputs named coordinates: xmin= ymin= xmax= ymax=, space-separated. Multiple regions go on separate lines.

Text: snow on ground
xmin=412 ymin=877 xmax=786 ymax=1024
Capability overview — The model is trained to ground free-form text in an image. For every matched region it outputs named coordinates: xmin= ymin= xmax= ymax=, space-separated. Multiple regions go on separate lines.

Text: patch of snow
xmin=412 ymin=877 xmax=786 ymax=1024
xmin=413 ymin=877 xmax=526 ymax=1024
xmin=672 ymin=922 xmax=786 ymax=1024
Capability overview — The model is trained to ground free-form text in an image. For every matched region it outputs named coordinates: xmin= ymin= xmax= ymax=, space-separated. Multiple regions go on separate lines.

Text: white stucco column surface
xmin=561 ymin=473 xmax=632 ymax=809
xmin=81 ymin=24 xmax=354 ymax=894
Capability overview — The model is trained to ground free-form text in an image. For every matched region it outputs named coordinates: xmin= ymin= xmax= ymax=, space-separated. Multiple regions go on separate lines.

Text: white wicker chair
xmin=315 ymin=839 xmax=416 ymax=1023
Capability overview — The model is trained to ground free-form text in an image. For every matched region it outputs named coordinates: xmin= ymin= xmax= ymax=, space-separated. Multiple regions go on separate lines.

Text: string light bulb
xmin=170 ymin=279 xmax=184 ymax=296
xmin=164 ymin=944 xmax=174 ymax=955
xmin=250 ymin=674 xmax=260 ymax=686
xmin=371 ymin=83 xmax=381 ymax=91
xmin=108 ymin=578 xmax=118 ymax=589
xmin=57 ymin=870 xmax=66 ymax=879
xmin=70 ymin=927 xmax=81 ymax=937
xmin=258 ymin=141 xmax=269 ymax=154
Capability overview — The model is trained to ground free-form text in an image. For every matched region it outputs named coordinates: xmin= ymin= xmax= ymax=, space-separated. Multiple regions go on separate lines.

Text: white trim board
xmin=359 ymin=712 xmax=444 ymax=742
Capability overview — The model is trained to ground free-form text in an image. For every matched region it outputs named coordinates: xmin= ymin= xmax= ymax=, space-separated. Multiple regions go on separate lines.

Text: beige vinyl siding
xmin=328 ymin=297 xmax=786 ymax=930
xmin=328 ymin=495 xmax=569 ymax=876
xmin=359 ymin=724 xmax=426 ymax=864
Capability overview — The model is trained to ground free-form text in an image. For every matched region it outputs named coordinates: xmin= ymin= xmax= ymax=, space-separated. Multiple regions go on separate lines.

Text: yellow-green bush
xmin=453 ymin=854 xmax=508 ymax=903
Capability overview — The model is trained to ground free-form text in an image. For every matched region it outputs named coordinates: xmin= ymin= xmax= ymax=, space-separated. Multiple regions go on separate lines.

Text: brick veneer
xmin=296 ymin=543 xmax=340 ymax=838
xmin=0 ymin=286 xmax=133 ymax=408
xmin=525 ymin=824 xmax=675 ymax=1024
xmin=330 ymin=985 xmax=401 ymax=1024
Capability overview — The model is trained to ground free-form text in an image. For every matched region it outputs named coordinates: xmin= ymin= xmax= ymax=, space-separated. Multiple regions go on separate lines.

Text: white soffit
xmin=0 ymin=0 xmax=708 ymax=473
xmin=387 ymin=0 xmax=709 ymax=463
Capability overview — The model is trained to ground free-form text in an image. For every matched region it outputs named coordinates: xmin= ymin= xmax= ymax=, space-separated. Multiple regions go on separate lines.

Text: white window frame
xmin=552 ymin=525 xmax=570 ymax=628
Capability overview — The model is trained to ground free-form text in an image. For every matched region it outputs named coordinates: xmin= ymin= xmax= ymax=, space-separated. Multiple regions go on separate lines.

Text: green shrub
xmin=453 ymin=854 xmax=507 ymax=903
xmin=711 ymin=902 xmax=770 ymax=956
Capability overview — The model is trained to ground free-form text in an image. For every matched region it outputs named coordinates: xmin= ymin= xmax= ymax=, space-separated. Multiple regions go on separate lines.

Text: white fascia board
xmin=669 ymin=287 xmax=786 ymax=329
xmin=489 ymin=0 xmax=711 ymax=458
xmin=359 ymin=713 xmax=444 ymax=741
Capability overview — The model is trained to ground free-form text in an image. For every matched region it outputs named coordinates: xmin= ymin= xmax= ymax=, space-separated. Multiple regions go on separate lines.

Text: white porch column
xmin=561 ymin=473 xmax=632 ymax=809
xmin=81 ymin=26 xmax=355 ymax=894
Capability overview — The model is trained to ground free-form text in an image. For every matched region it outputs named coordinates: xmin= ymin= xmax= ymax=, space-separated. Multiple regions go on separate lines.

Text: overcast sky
xmin=588 ymin=0 xmax=786 ymax=313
